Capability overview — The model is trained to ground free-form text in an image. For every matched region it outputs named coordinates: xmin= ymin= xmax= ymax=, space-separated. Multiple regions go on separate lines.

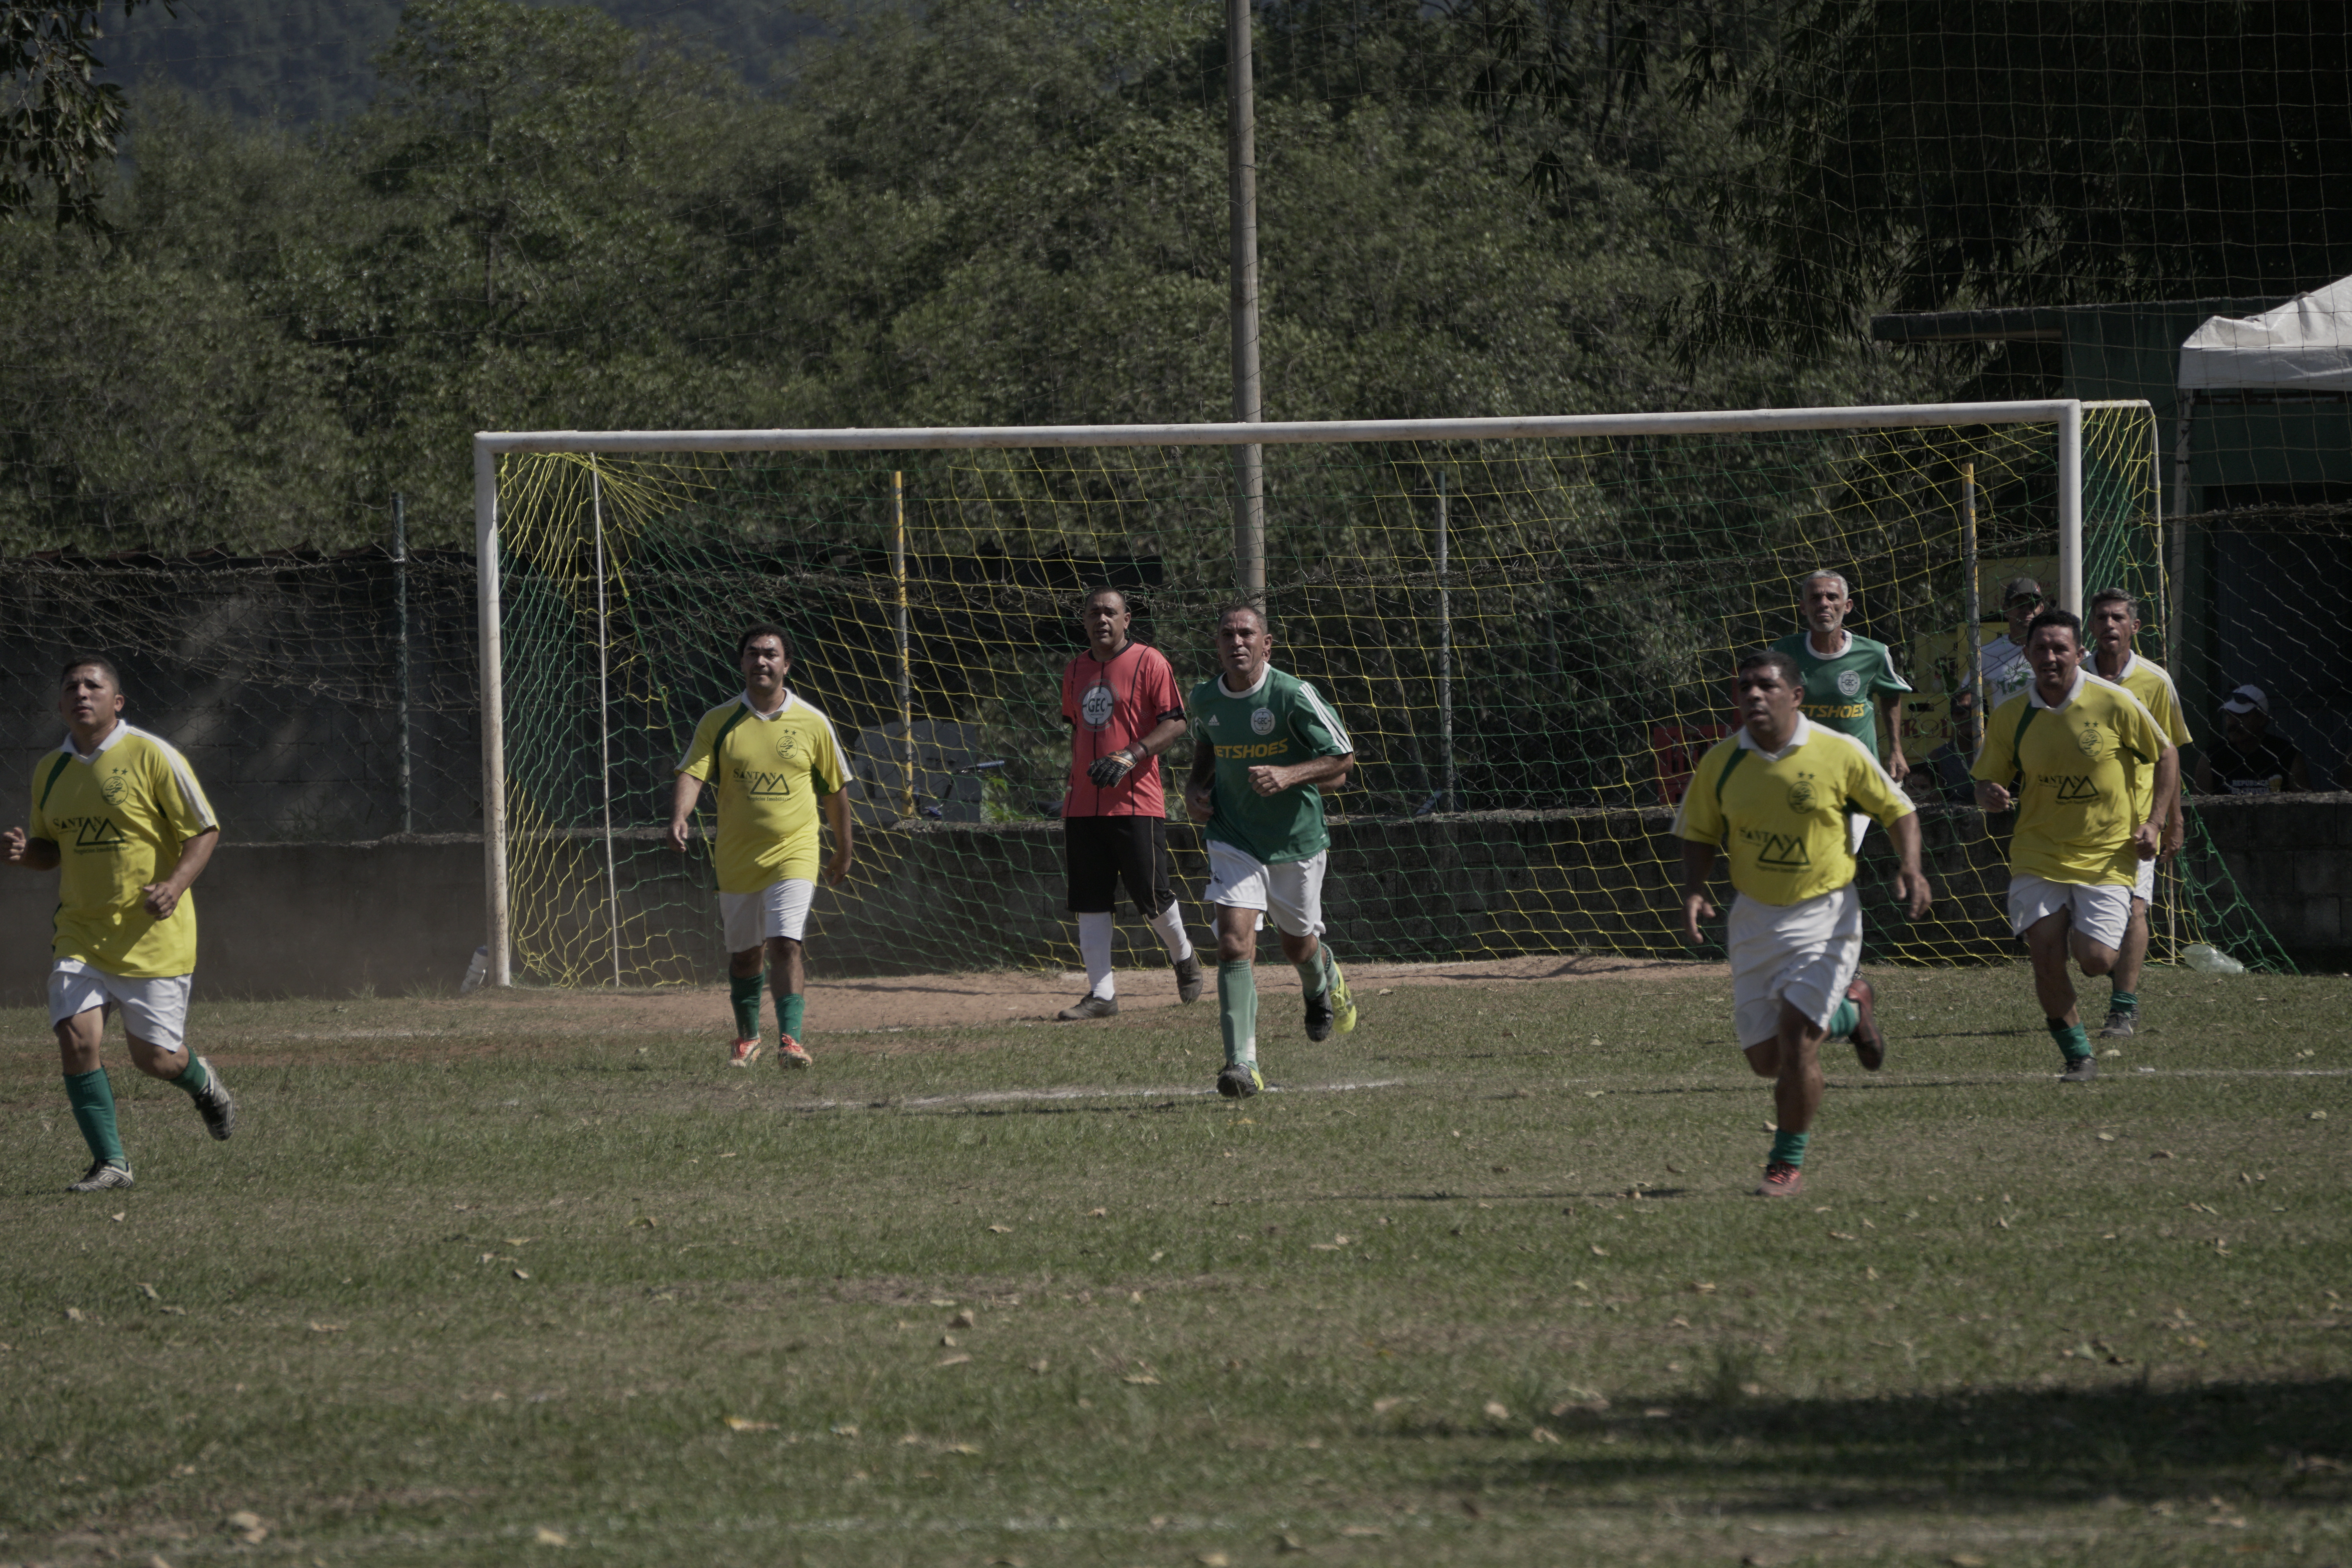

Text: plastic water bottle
xmin=460 ymin=945 xmax=490 ymax=994
xmin=2182 ymin=942 xmax=2245 ymax=975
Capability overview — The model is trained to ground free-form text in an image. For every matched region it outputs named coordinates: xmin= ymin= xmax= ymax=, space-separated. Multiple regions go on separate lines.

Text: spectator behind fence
xmin=2194 ymin=684 xmax=2309 ymax=794
xmin=1959 ymin=577 xmax=2044 ymax=714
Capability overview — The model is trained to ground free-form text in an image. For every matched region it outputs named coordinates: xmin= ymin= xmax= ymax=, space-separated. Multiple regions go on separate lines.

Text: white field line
xmin=793 ymin=1078 xmax=1409 ymax=1112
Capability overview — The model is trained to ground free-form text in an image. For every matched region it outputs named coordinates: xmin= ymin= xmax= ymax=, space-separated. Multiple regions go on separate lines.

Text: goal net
xmin=476 ymin=400 xmax=2289 ymax=987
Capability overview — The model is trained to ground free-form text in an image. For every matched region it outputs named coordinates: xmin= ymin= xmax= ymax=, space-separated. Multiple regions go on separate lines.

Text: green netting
xmin=493 ymin=402 xmax=2281 ymax=984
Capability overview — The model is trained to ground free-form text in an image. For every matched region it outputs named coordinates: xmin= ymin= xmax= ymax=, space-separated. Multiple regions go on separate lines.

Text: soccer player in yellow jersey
xmin=2086 ymin=588 xmax=2191 ymax=1038
xmin=1676 ymin=650 xmax=1931 ymax=1198
xmin=668 ymin=625 xmax=853 ymax=1069
xmin=1973 ymin=610 xmax=2178 ymax=1082
xmin=2 ymin=656 xmax=232 ymax=1192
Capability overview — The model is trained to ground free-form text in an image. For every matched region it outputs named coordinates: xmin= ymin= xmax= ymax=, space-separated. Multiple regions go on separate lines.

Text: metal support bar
xmin=593 ymin=465 xmax=621 ymax=989
xmin=473 ymin=440 xmax=511 ymax=986
xmin=895 ymin=470 xmax=913 ymax=817
xmin=2057 ymin=400 xmax=2084 ymax=615
xmin=393 ymin=492 xmax=412 ymax=836
xmin=1226 ymin=0 xmax=1265 ymax=599
xmin=1961 ymin=463 xmax=1981 ymax=754
xmin=1435 ymin=470 xmax=1454 ymax=812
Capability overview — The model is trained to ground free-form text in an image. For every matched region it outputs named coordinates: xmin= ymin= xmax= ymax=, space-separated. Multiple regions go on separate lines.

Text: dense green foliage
xmin=0 ymin=0 xmax=1916 ymax=555
xmin=0 ymin=1 xmax=171 ymax=228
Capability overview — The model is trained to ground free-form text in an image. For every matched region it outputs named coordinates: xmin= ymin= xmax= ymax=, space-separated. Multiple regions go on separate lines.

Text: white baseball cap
xmin=2220 ymin=683 xmax=2270 ymax=717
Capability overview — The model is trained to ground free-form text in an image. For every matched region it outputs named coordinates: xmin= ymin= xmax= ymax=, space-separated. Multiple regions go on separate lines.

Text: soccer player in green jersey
xmin=1181 ymin=605 xmax=1357 ymax=1098
xmin=1769 ymin=572 xmax=1911 ymax=851
xmin=1973 ymin=610 xmax=2178 ymax=1083
xmin=1677 ymin=650 xmax=1931 ymax=1197
xmin=2085 ymin=588 xmax=2191 ymax=1039
xmin=669 ymin=625 xmax=854 ymax=1069
xmin=2 ymin=656 xmax=233 ymax=1192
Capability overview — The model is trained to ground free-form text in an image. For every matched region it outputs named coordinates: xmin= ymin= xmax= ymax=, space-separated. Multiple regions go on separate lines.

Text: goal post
xmin=467 ymin=398 xmax=2288 ymax=989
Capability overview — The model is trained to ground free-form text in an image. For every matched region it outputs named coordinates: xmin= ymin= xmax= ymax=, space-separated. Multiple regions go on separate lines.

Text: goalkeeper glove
xmin=1086 ymin=748 xmax=1138 ymax=788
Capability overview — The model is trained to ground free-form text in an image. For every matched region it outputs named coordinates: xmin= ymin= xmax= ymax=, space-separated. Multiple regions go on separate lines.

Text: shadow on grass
xmin=1449 ymin=1375 xmax=2352 ymax=1514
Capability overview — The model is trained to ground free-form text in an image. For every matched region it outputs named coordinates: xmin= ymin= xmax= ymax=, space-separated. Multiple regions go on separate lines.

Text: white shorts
xmin=1728 ymin=885 xmax=1862 ymax=1049
xmin=720 ymin=878 xmax=815 ymax=953
xmin=1204 ymin=842 xmax=1327 ymax=939
xmin=49 ymin=958 xmax=192 ymax=1054
xmin=2133 ymin=857 xmax=2155 ymax=904
xmin=2007 ymin=873 xmax=2132 ymax=953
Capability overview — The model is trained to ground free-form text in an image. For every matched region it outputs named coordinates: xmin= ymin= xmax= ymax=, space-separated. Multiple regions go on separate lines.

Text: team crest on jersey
xmin=1785 ymin=775 xmax=1819 ymax=813
xmin=1836 ymin=670 xmax=1863 ymax=697
xmin=1079 ymin=683 xmax=1116 ymax=729
xmin=99 ymin=773 xmax=127 ymax=804
xmin=2074 ymin=721 xmax=2109 ymax=761
xmin=773 ymin=730 xmax=802 ymax=761
xmin=2053 ymin=775 xmax=2102 ymax=804
xmin=1250 ymin=707 xmax=1276 ymax=736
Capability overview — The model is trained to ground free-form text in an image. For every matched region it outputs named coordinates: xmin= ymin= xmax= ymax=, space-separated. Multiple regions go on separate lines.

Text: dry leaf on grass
xmin=987 ymin=1224 xmax=1012 ymax=1234
xmin=941 ymin=1442 xmax=982 ymax=1455
xmin=309 ymin=1321 xmax=345 ymax=1333
xmin=1372 ymin=1396 xmax=1409 ymax=1414
xmin=1483 ymin=1401 xmax=1511 ymax=1420
xmin=534 ymin=1526 xmax=568 ymax=1546
xmin=1123 ymin=1373 xmax=1161 ymax=1385
xmin=937 ymin=1353 xmax=973 ymax=1368
xmin=1531 ymin=1426 xmax=1560 ymax=1443
xmin=513 ymin=1269 xmax=531 ymax=1280
xmin=138 ymin=1283 xmax=159 ymax=1300
xmin=949 ymin=1310 xmax=976 ymax=1328
xmin=722 ymin=1416 xmax=776 ymax=1432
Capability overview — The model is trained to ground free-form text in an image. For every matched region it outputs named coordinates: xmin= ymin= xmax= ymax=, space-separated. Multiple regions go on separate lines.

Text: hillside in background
xmin=97 ymin=0 xmax=818 ymax=121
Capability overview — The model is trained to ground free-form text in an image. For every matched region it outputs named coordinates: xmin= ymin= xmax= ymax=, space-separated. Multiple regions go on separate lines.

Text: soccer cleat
xmin=67 ymin=1160 xmax=134 ymax=1193
xmin=1846 ymin=977 xmax=1886 ymax=1072
xmin=777 ymin=1035 xmax=812 ymax=1069
xmin=1753 ymin=1162 xmax=1804 ymax=1198
xmin=1172 ymin=955 xmax=1205 ymax=1005
xmin=190 ymin=1057 xmax=236 ymax=1140
xmin=1325 ymin=956 xmax=1357 ymax=1036
xmin=1216 ymin=1062 xmax=1263 ymax=1099
xmin=2097 ymin=1010 xmax=2137 ymax=1039
xmin=1056 ymin=995 xmax=1119 ymax=1022
xmin=729 ymin=1036 xmax=762 ymax=1067
xmin=1303 ymin=987 xmax=1335 ymax=1041
xmin=2058 ymin=1054 xmax=2099 ymax=1082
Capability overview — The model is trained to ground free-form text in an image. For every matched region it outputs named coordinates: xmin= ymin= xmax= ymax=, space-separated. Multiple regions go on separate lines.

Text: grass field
xmin=2 ymin=959 xmax=2346 ymax=1567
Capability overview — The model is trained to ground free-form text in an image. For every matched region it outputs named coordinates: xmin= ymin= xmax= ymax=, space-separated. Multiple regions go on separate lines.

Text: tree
xmin=1 ymin=0 xmax=171 ymax=228
xmin=1678 ymin=0 xmax=2352 ymax=358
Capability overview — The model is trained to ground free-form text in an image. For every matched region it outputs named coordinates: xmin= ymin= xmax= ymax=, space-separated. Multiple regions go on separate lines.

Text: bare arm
xmin=2136 ymin=745 xmax=2180 ymax=859
xmin=822 ymin=786 xmax=853 ymax=886
xmin=1679 ymin=839 xmax=1719 ymax=946
xmin=666 ymin=771 xmax=704 ymax=852
xmin=1132 ymin=715 xmax=1187 ymax=759
xmin=1246 ymin=751 xmax=1354 ymax=797
xmin=1886 ymin=812 xmax=1932 ymax=918
xmin=1185 ymin=733 xmax=1216 ymax=822
xmin=1 ymin=827 xmax=58 ymax=871
xmin=1878 ymin=701 xmax=1909 ymax=782
xmin=142 ymin=826 xmax=218 ymax=920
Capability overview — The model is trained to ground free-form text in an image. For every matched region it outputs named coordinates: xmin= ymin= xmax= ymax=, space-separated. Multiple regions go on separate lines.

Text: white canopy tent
xmin=2177 ymin=275 xmax=2352 ymax=391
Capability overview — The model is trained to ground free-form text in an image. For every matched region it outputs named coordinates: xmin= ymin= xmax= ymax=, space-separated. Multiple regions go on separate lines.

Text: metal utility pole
xmin=1227 ymin=0 xmax=1265 ymax=601
xmin=392 ymin=492 xmax=413 ymax=835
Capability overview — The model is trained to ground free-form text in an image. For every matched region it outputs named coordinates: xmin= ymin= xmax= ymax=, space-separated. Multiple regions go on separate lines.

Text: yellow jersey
xmin=29 ymin=723 xmax=218 ymax=978
xmin=675 ymin=691 xmax=849 ymax=893
xmin=2096 ymin=651 xmax=2191 ymax=826
xmin=1973 ymin=670 xmax=2166 ymax=888
xmin=1672 ymin=717 xmax=1915 ymax=906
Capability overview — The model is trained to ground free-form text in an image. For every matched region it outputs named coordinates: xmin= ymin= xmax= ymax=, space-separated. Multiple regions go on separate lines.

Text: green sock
xmin=172 ymin=1055 xmax=211 ymax=1096
xmin=1218 ymin=960 xmax=1258 ymax=1067
xmin=2109 ymin=989 xmax=2138 ymax=1016
xmin=65 ymin=1069 xmax=126 ymax=1169
xmin=2048 ymin=1016 xmax=2092 ymax=1062
xmin=1825 ymin=999 xmax=1858 ymax=1039
xmin=1293 ymin=946 xmax=1330 ymax=1001
xmin=730 ymin=972 xmax=762 ymax=1040
xmin=778 ymin=988 xmax=806 ymax=1043
xmin=1769 ymin=1129 xmax=1809 ymax=1168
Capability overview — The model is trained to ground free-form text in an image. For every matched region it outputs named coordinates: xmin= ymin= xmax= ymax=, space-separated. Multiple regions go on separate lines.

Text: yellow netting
xmin=492 ymin=403 xmax=2286 ymax=984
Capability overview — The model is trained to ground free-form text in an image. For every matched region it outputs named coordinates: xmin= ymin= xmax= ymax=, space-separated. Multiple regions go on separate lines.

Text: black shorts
xmin=1064 ymin=815 xmax=1175 ymax=916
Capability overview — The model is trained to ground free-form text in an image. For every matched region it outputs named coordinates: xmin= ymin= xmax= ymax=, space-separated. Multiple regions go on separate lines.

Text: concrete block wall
xmin=0 ymin=795 xmax=2333 ymax=1003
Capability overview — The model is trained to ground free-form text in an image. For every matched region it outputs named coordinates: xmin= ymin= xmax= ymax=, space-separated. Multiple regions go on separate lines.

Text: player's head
xmin=1797 ymin=570 xmax=1850 ymax=634
xmin=2024 ymin=607 xmax=2083 ymax=684
xmin=1732 ymin=649 xmax=1803 ymax=737
xmin=1078 ymin=586 xmax=1131 ymax=652
xmin=2000 ymin=576 xmax=2045 ymax=638
xmin=57 ymin=655 xmax=125 ymax=731
xmin=2086 ymin=588 xmax=2139 ymax=655
xmin=1214 ymin=603 xmax=1271 ymax=684
xmin=736 ymin=624 xmax=793 ymax=693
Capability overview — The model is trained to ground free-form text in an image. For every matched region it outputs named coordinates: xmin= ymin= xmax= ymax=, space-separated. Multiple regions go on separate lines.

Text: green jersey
xmin=1190 ymin=664 xmax=1353 ymax=865
xmin=1769 ymin=630 xmax=1911 ymax=761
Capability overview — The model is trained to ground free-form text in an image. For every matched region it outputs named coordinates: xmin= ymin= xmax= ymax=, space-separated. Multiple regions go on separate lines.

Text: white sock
xmin=1078 ymin=910 xmax=1116 ymax=999
xmin=1146 ymin=901 xmax=1194 ymax=965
